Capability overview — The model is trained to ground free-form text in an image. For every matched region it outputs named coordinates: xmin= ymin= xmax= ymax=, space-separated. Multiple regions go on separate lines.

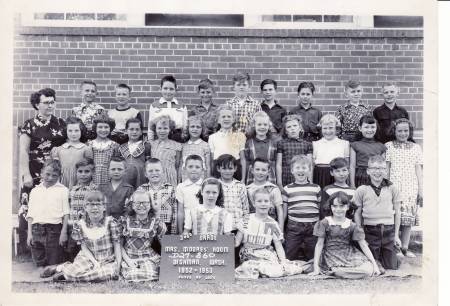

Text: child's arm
xmin=26 ymin=217 xmax=33 ymax=247
xmin=275 ymin=204 xmax=284 ymax=233
xmin=177 ymin=200 xmax=184 ymax=236
xmin=307 ymin=153 xmax=314 ymax=182
xmin=349 ymin=147 xmax=356 ymax=188
xmin=354 ymin=207 xmax=363 ymax=227
xmin=59 ymin=214 xmax=69 ymax=246
xmin=205 ymin=149 xmax=211 ymax=178
xmin=113 ymin=240 xmax=122 ymax=268
xmin=240 ymin=150 xmax=247 ymax=184
xmin=386 ymin=161 xmax=391 ymax=179
xmin=234 ymin=230 xmax=244 ymax=247
xmin=276 ymin=153 xmax=283 ymax=190
xmin=309 ymin=237 xmax=324 ymax=275
xmin=19 ymin=134 xmax=33 ymax=188
xmin=416 ymin=163 xmax=423 ymax=199
xmin=273 ymin=239 xmax=287 ymax=261
xmin=357 ymin=240 xmax=381 ymax=276
xmin=175 ymin=150 xmax=182 ymax=184
xmin=394 ymin=201 xmax=402 ymax=248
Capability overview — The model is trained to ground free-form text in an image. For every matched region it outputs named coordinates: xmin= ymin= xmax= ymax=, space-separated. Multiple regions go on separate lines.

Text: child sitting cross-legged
xmin=41 ymin=190 xmax=122 ymax=282
xmin=309 ymin=192 xmax=380 ymax=279
xmin=235 ymin=187 xmax=304 ymax=279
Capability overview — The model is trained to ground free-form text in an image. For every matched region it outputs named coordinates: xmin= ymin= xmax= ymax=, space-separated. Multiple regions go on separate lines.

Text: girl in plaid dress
xmin=241 ymin=111 xmax=277 ymax=185
xmin=180 ymin=115 xmax=211 ymax=181
xmin=88 ymin=114 xmax=119 ymax=190
xmin=42 ymin=190 xmax=122 ymax=281
xmin=276 ymin=114 xmax=313 ymax=189
xmin=120 ymin=190 xmax=166 ymax=281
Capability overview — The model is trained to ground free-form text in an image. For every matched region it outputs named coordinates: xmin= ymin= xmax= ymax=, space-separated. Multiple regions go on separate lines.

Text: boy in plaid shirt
xmin=226 ymin=71 xmax=262 ymax=134
xmin=137 ymin=158 xmax=180 ymax=235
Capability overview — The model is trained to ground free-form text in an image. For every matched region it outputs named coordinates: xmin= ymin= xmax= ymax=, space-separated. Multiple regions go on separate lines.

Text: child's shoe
xmin=404 ymin=250 xmax=416 ymax=258
xmin=52 ymin=272 xmax=66 ymax=281
xmin=40 ymin=265 xmax=58 ymax=278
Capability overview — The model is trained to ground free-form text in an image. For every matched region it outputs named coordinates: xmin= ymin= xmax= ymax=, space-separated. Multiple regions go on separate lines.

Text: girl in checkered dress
xmin=120 ymin=190 xmax=166 ymax=281
xmin=41 ymin=190 xmax=122 ymax=281
xmin=88 ymin=114 xmax=119 ymax=190
xmin=180 ymin=115 xmax=211 ymax=181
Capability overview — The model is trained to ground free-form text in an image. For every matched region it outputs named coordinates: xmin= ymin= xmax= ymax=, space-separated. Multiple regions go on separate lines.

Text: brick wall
xmin=13 ymin=27 xmax=424 ymax=133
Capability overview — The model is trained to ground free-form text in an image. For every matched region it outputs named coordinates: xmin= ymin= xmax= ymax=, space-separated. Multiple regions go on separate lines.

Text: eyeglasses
xmin=132 ymin=201 xmax=151 ymax=208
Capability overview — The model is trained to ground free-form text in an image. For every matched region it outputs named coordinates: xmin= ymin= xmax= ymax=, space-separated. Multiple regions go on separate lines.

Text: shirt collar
xmin=80 ymin=102 xmax=99 ymax=109
xmin=159 ymin=97 xmax=179 ymax=105
xmin=184 ymin=178 xmax=203 ymax=186
xmin=254 ymin=136 xmax=269 ymax=143
xmin=326 ymin=216 xmax=351 ymax=228
xmin=38 ymin=182 xmax=65 ymax=189
xmin=261 ymin=100 xmax=281 ymax=108
xmin=299 ymin=103 xmax=312 ymax=110
xmin=187 ymin=139 xmax=202 ymax=145
xmin=62 ymin=142 xmax=85 ymax=149
xmin=369 ymin=178 xmax=392 ymax=195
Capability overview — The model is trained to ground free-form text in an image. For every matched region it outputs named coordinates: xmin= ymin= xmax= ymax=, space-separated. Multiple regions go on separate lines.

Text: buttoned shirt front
xmin=289 ymin=104 xmax=322 ymax=141
xmin=28 ymin=182 xmax=70 ymax=224
xmin=175 ymin=179 xmax=203 ymax=212
xmin=373 ymin=103 xmax=409 ymax=143
xmin=226 ymin=96 xmax=262 ymax=133
xmin=260 ymin=100 xmax=287 ymax=133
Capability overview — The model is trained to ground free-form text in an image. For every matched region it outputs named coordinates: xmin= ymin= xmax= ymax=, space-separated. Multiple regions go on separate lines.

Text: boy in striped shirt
xmin=282 ymin=155 xmax=321 ymax=261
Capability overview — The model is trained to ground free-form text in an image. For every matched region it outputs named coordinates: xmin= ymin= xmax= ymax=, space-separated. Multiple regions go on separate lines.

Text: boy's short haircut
xmin=145 ymin=157 xmax=162 ymax=169
xmin=109 ymin=156 xmax=126 ymax=167
xmin=160 ymin=75 xmax=177 ymax=88
xmin=252 ymin=157 xmax=270 ymax=168
xmin=382 ymin=82 xmax=397 ymax=89
xmin=368 ymin=155 xmax=386 ymax=166
xmin=260 ymin=79 xmax=278 ymax=91
xmin=297 ymin=82 xmax=315 ymax=94
xmin=116 ymin=83 xmax=132 ymax=93
xmin=198 ymin=78 xmax=215 ymax=91
xmin=85 ymin=190 xmax=106 ymax=203
xmin=253 ymin=186 xmax=271 ymax=199
xmin=318 ymin=114 xmax=341 ymax=128
xmin=290 ymin=155 xmax=312 ymax=170
xmin=75 ymin=158 xmax=95 ymax=170
xmin=43 ymin=159 xmax=62 ymax=176
xmin=329 ymin=157 xmax=349 ymax=170
xmin=185 ymin=154 xmax=204 ymax=167
xmin=125 ymin=117 xmax=143 ymax=130
xmin=345 ymin=80 xmax=361 ymax=90
xmin=80 ymin=80 xmax=97 ymax=89
xmin=215 ymin=154 xmax=238 ymax=170
xmin=92 ymin=113 xmax=116 ymax=133
xmin=232 ymin=71 xmax=251 ymax=83
xmin=359 ymin=114 xmax=377 ymax=127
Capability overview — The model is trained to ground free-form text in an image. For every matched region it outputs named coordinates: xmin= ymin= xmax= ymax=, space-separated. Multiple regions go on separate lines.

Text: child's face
xmin=218 ymin=164 xmax=236 ymax=181
xmin=330 ymin=198 xmax=348 ymax=219
xmin=218 ymin=110 xmax=234 ymax=130
xmin=330 ymin=166 xmax=349 ymax=184
xmin=76 ymin=165 xmax=93 ymax=185
xmin=81 ymin=84 xmax=97 ymax=103
xmin=155 ymin=120 xmax=170 ymax=140
xmin=96 ymin=122 xmax=111 ymax=139
xmin=202 ymin=184 xmax=220 ymax=207
xmin=285 ymin=119 xmax=301 ymax=139
xmin=84 ymin=196 xmax=105 ymax=220
xmin=254 ymin=116 xmax=270 ymax=138
xmin=198 ymin=87 xmax=214 ymax=104
xmin=161 ymin=81 xmax=176 ymax=101
xmin=67 ymin=123 xmax=82 ymax=142
xmin=109 ymin=160 xmax=125 ymax=181
xmin=344 ymin=86 xmax=362 ymax=104
xmin=367 ymin=161 xmax=387 ymax=184
xmin=321 ymin=122 xmax=336 ymax=140
xmin=395 ymin=122 xmax=410 ymax=143
xmin=41 ymin=166 xmax=60 ymax=186
xmin=291 ymin=162 xmax=310 ymax=183
xmin=359 ymin=122 xmax=377 ymax=139
xmin=252 ymin=161 xmax=270 ymax=182
xmin=115 ymin=87 xmax=130 ymax=107
xmin=37 ymin=95 xmax=55 ymax=117
xmin=188 ymin=120 xmax=203 ymax=139
xmin=253 ymin=193 xmax=272 ymax=215
xmin=132 ymin=193 xmax=152 ymax=217
xmin=261 ymin=84 xmax=277 ymax=102
xmin=382 ymin=85 xmax=399 ymax=105
xmin=298 ymin=87 xmax=313 ymax=106
xmin=234 ymin=80 xmax=250 ymax=97
xmin=145 ymin=163 xmax=163 ymax=184
xmin=127 ymin=122 xmax=142 ymax=142
xmin=185 ymin=159 xmax=203 ymax=182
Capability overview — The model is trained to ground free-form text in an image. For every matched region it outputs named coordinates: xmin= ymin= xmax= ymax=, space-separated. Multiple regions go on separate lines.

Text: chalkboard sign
xmin=160 ymin=235 xmax=235 ymax=283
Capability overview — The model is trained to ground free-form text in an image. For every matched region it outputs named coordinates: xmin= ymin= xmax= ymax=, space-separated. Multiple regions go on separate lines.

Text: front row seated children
xmin=321 ymin=157 xmax=356 ymax=219
xmin=102 ymin=156 xmax=135 ymax=219
xmin=183 ymin=178 xmax=233 ymax=236
xmin=235 ymin=188 xmax=304 ymax=279
xmin=120 ymin=190 xmax=166 ymax=282
xmin=246 ymin=158 xmax=284 ymax=231
xmin=27 ymin=160 xmax=69 ymax=273
xmin=66 ymin=158 xmax=98 ymax=262
xmin=282 ymin=155 xmax=321 ymax=262
xmin=137 ymin=158 xmax=180 ymax=235
xmin=354 ymin=155 xmax=402 ymax=272
xmin=41 ymin=190 xmax=122 ymax=282
xmin=309 ymin=192 xmax=380 ymax=279
xmin=176 ymin=155 xmax=204 ymax=226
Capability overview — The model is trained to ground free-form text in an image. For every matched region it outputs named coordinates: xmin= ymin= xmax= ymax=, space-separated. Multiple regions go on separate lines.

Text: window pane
xmin=262 ymin=15 xmax=292 ymax=22
xmin=374 ymin=16 xmax=423 ymax=28
xmin=324 ymin=15 xmax=353 ymax=22
xmin=34 ymin=13 xmax=64 ymax=20
xmin=293 ymin=15 xmax=322 ymax=22
xmin=145 ymin=14 xmax=244 ymax=27
xmin=66 ymin=13 xmax=96 ymax=20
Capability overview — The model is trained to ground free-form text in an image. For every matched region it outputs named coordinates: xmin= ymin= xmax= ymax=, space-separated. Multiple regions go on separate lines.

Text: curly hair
xmin=196 ymin=178 xmax=225 ymax=208
xmin=322 ymin=191 xmax=356 ymax=219
xmin=214 ymin=104 xmax=237 ymax=132
xmin=185 ymin=115 xmax=206 ymax=141
xmin=65 ymin=116 xmax=88 ymax=143
xmin=245 ymin=111 xmax=273 ymax=139
xmin=280 ymin=114 xmax=304 ymax=138
xmin=92 ymin=113 xmax=116 ymax=138
xmin=30 ymin=88 xmax=56 ymax=110
xmin=388 ymin=118 xmax=415 ymax=143
xmin=149 ymin=115 xmax=176 ymax=139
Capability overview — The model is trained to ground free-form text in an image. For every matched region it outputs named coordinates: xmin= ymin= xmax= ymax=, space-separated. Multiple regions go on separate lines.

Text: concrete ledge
xmin=17 ymin=26 xmax=423 ymax=38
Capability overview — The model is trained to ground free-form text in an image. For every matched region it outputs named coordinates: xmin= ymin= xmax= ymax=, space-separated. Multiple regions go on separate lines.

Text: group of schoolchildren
xmin=23 ymin=71 xmax=423 ymax=282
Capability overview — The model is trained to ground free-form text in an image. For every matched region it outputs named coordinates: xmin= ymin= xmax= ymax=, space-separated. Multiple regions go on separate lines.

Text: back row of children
xmin=23 ymin=71 xmax=422 ymax=281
